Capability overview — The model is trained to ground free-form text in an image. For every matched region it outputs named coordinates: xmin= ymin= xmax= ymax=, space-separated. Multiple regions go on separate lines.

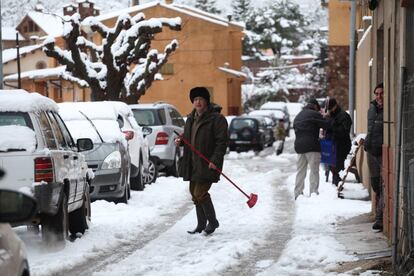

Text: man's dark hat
xmin=307 ymin=98 xmax=320 ymax=110
xmin=327 ymin=98 xmax=337 ymax=110
xmin=190 ymin=87 xmax=210 ymax=104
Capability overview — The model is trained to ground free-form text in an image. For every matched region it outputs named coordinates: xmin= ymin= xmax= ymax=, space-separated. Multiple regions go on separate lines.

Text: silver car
xmin=0 ymin=170 xmax=37 ymax=276
xmin=130 ymin=102 xmax=185 ymax=177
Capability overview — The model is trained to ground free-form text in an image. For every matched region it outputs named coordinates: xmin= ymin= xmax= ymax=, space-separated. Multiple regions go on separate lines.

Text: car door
xmin=168 ymin=107 xmax=185 ymax=155
xmin=46 ymin=111 xmax=81 ymax=206
xmin=53 ymin=112 xmax=88 ymax=205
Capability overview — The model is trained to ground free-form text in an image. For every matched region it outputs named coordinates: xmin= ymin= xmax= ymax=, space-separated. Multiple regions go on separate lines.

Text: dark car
xmin=228 ymin=116 xmax=272 ymax=152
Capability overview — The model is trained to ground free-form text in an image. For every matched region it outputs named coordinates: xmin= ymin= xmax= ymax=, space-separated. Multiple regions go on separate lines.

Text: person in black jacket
xmin=364 ymin=83 xmax=384 ymax=231
xmin=293 ymin=98 xmax=329 ymax=199
xmin=325 ymin=98 xmax=353 ymax=186
xmin=175 ymin=87 xmax=228 ymax=235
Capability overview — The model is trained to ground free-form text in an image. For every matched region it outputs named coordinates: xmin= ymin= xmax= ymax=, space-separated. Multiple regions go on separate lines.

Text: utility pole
xmin=0 ymin=2 xmax=3 ymax=89
xmin=16 ymin=32 xmax=21 ymax=89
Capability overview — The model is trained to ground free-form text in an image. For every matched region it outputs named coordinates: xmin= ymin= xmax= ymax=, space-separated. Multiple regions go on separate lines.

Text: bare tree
xmin=43 ymin=13 xmax=181 ymax=102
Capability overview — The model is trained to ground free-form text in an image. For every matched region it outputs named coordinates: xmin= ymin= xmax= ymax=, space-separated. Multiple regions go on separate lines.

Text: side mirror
xmin=77 ymin=138 xmax=94 ymax=152
xmin=0 ymin=189 xmax=37 ymax=223
xmin=142 ymin=126 xmax=152 ymax=137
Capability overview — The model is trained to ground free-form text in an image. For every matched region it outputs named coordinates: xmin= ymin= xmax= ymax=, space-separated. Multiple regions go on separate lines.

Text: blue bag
xmin=320 ymin=138 xmax=336 ymax=166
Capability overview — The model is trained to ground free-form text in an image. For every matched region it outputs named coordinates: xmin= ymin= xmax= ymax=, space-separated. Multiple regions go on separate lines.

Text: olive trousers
xmin=189 ymin=181 xmax=212 ymax=205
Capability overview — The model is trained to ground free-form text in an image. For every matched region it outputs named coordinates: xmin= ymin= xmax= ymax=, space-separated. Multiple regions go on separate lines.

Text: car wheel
xmin=130 ymin=161 xmax=144 ymax=191
xmin=42 ymin=193 xmax=69 ymax=244
xmin=143 ymin=157 xmax=158 ymax=184
xmin=69 ymin=184 xmax=91 ymax=236
xmin=127 ymin=182 xmax=131 ymax=199
xmin=166 ymin=149 xmax=179 ymax=177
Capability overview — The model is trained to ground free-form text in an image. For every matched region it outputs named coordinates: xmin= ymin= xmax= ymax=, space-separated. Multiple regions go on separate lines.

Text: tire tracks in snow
xmin=219 ymin=153 xmax=297 ymax=275
xmin=59 ymin=201 xmax=194 ymax=276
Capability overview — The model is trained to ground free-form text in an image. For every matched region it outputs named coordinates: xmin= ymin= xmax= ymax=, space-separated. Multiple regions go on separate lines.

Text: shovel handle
xmin=174 ymin=130 xmax=250 ymax=199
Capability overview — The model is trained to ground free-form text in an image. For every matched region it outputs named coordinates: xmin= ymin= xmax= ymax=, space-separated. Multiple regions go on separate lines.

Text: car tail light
xmin=123 ymin=130 xmax=135 ymax=141
xmin=34 ymin=157 xmax=54 ymax=183
xmin=155 ymin=132 xmax=169 ymax=145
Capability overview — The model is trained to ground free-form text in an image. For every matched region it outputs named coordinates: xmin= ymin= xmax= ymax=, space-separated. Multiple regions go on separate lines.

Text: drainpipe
xmin=348 ymin=0 xmax=356 ymax=136
xmin=392 ymin=7 xmax=406 ymax=271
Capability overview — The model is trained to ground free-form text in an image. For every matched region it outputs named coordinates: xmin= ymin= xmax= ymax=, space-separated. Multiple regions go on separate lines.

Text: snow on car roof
xmin=0 ymin=89 xmax=58 ymax=113
xmin=248 ymin=109 xmax=284 ymax=119
xmin=260 ymin=101 xmax=287 ymax=110
xmin=58 ymin=101 xmax=117 ymax=120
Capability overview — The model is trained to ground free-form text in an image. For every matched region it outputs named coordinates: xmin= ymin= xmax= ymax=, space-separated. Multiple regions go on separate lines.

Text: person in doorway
xmin=364 ymin=83 xmax=384 ymax=231
xmin=275 ymin=119 xmax=287 ymax=155
xmin=293 ymin=98 xmax=329 ymax=199
xmin=325 ymin=98 xmax=353 ymax=186
xmin=175 ymin=87 xmax=228 ymax=235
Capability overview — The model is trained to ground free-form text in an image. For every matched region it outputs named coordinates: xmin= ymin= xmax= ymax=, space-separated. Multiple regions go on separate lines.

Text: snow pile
xmin=0 ymin=125 xmax=36 ymax=152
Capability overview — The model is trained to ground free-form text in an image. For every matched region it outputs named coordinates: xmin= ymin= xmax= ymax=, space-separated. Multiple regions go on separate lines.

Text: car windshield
xmin=0 ymin=112 xmax=33 ymax=129
xmin=231 ymin=119 xmax=257 ymax=130
xmin=132 ymin=109 xmax=165 ymax=126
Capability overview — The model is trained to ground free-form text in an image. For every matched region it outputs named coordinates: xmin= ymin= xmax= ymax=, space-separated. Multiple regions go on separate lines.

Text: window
xmin=53 ymin=113 xmax=75 ymax=148
xmin=82 ymin=3 xmax=90 ymax=8
xmin=36 ymin=61 xmax=46 ymax=70
xmin=158 ymin=109 xmax=167 ymax=125
xmin=28 ymin=21 xmax=34 ymax=32
xmin=0 ymin=112 xmax=33 ymax=129
xmin=160 ymin=63 xmax=174 ymax=75
xmin=38 ymin=112 xmax=57 ymax=149
xmin=168 ymin=108 xmax=185 ymax=127
xmin=47 ymin=111 xmax=67 ymax=149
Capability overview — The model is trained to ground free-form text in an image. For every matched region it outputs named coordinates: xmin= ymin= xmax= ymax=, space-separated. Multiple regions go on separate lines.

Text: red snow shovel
xmin=174 ymin=131 xmax=258 ymax=208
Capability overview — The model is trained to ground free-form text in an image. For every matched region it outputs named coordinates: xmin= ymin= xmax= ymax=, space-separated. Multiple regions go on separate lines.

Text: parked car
xmin=228 ymin=116 xmax=272 ymax=152
xmin=0 ymin=182 xmax=37 ymax=276
xmin=248 ymin=109 xmax=286 ymax=131
xmin=0 ymin=90 xmax=93 ymax=243
xmin=59 ymin=102 xmax=132 ymax=202
xmin=259 ymin=101 xmax=291 ymax=130
xmin=129 ymin=102 xmax=185 ymax=176
xmin=107 ymin=101 xmax=157 ymax=185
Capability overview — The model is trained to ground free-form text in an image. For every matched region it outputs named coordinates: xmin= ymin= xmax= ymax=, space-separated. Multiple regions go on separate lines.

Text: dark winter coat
xmin=325 ymin=106 xmax=352 ymax=163
xmin=364 ymin=100 xmax=383 ymax=156
xmin=179 ymin=106 xmax=228 ymax=183
xmin=293 ymin=106 xmax=329 ymax=154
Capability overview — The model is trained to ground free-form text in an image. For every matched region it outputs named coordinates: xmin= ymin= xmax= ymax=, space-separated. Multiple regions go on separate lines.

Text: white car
xmin=107 ymin=101 xmax=154 ymax=185
xmin=0 ymin=90 xmax=93 ymax=243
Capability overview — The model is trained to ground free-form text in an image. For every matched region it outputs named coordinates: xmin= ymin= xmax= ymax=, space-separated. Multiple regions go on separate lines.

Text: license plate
xmin=235 ymin=141 xmax=250 ymax=144
xmin=230 ymin=133 xmax=238 ymax=139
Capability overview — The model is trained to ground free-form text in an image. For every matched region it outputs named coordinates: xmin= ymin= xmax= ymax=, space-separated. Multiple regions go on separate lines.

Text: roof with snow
xmin=0 ymin=89 xmax=58 ymax=113
xmin=3 ymin=66 xmax=89 ymax=87
xmin=1 ymin=27 xmax=25 ymax=41
xmin=87 ymin=1 xmax=243 ymax=29
xmin=18 ymin=11 xmax=64 ymax=38
xmin=2 ymin=44 xmax=43 ymax=64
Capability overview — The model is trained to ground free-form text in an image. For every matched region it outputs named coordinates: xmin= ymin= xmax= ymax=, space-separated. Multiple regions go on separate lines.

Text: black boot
xmin=187 ymin=205 xmax=206 ymax=234
xmin=202 ymin=198 xmax=219 ymax=235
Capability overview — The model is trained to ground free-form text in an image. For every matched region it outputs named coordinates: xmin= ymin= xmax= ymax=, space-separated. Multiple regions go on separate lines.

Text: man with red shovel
xmin=175 ymin=87 xmax=228 ymax=235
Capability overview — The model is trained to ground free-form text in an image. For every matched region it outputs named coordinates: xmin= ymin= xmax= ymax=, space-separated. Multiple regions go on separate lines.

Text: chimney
xmin=131 ymin=0 xmax=139 ymax=6
xmin=165 ymin=0 xmax=173 ymax=4
xmin=63 ymin=3 xmax=77 ymax=17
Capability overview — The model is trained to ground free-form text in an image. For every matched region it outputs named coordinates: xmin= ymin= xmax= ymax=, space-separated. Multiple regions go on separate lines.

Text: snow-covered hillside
xmin=1 ymin=0 xmax=325 ymax=28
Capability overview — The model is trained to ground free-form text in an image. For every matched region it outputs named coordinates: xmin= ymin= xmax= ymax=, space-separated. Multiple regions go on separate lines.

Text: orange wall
xmin=99 ymin=5 xmax=244 ymax=115
xmin=328 ymin=0 xmax=351 ymax=46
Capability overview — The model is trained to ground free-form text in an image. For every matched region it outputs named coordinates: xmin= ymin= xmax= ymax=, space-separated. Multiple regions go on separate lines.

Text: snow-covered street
xmin=14 ymin=137 xmax=373 ymax=276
